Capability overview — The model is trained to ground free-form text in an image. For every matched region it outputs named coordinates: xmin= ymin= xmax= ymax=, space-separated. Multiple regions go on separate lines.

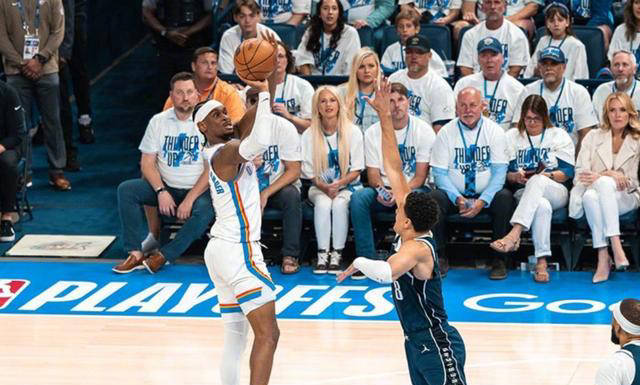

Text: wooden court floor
xmin=0 ymin=315 xmax=615 ymax=385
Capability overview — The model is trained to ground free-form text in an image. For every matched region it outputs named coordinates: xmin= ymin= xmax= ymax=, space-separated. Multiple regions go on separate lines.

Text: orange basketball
xmin=234 ymin=38 xmax=276 ymax=81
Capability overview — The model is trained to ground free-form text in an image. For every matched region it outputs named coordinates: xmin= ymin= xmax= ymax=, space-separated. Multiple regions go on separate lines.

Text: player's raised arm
xmin=366 ymin=78 xmax=411 ymax=206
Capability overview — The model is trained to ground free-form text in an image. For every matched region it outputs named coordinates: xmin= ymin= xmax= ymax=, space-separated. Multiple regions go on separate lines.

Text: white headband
xmin=194 ymin=100 xmax=223 ymax=125
xmin=613 ymin=302 xmax=640 ymax=336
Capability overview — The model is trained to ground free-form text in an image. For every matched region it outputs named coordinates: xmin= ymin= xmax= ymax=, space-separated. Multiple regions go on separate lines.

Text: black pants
xmin=0 ymin=149 xmax=18 ymax=213
xmin=59 ymin=62 xmax=76 ymax=159
xmin=68 ymin=1 xmax=91 ymax=117
xmin=265 ymin=184 xmax=302 ymax=258
xmin=429 ymin=188 xmax=515 ymax=261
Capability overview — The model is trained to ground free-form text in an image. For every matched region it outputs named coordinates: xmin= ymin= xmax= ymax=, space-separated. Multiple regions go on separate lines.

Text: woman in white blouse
xmin=295 ymin=0 xmax=362 ymax=75
xmin=569 ymin=92 xmax=640 ymax=283
xmin=301 ymin=86 xmax=365 ymax=274
xmin=609 ymin=0 xmax=640 ymax=73
xmin=338 ymin=47 xmax=382 ymax=133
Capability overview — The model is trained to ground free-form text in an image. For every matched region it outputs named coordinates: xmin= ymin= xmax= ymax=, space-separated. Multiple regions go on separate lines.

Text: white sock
xmin=221 ymin=320 xmax=249 ymax=385
xmin=78 ymin=114 xmax=92 ymax=126
xmin=141 ymin=233 xmax=160 ymax=253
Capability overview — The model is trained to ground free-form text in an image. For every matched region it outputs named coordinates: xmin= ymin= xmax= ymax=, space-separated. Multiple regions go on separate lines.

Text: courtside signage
xmin=0 ymin=261 xmax=637 ymax=324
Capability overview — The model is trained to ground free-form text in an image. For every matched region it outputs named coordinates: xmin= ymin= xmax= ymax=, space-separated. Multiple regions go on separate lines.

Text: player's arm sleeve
xmin=238 ymin=92 xmax=274 ymax=160
xmin=353 ymin=257 xmax=393 ymax=284
xmin=366 ymin=0 xmax=395 ymax=28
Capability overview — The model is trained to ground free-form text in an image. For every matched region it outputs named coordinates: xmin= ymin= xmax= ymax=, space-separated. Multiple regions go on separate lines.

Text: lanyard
xmin=525 ymin=129 xmax=546 ymax=163
xmin=546 ymin=36 xmax=567 ymax=50
xmin=613 ymin=79 xmax=637 ymax=99
xmin=539 ymin=78 xmax=566 ymax=111
xmin=16 ymin=0 xmax=40 ymax=35
xmin=279 ymin=74 xmax=287 ymax=100
xmin=204 ymin=78 xmax=219 ymax=101
xmin=457 ymin=118 xmax=483 ymax=159
xmin=320 ymin=33 xmax=328 ymax=75
xmin=399 ymin=117 xmax=411 ymax=149
xmin=483 ymin=75 xmax=502 ymax=107
xmin=355 ymin=90 xmax=372 ymax=125
xmin=400 ymin=45 xmax=405 ymax=68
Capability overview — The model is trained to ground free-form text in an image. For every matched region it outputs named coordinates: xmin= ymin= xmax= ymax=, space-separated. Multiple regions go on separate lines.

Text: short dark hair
xmin=233 ymin=0 xmax=261 ymax=16
xmin=170 ymin=71 xmax=195 ymax=90
xmin=276 ymin=41 xmax=295 ymax=74
xmin=404 ymin=191 xmax=439 ymax=232
xmin=390 ymin=82 xmax=409 ymax=98
xmin=192 ymin=46 xmax=218 ymax=63
xmin=621 ymin=299 xmax=640 ymax=328
xmin=517 ymin=94 xmax=553 ymax=134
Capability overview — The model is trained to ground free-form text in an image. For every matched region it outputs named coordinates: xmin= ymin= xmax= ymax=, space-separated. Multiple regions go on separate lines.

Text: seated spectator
xmin=218 ymin=0 xmax=281 ymax=75
xmin=546 ymin=0 xmax=613 ymax=51
xmin=453 ymin=37 xmax=524 ymax=130
xmin=301 ymin=86 xmax=364 ymax=274
xmin=569 ymin=92 xmax=639 ymax=284
xmin=609 ymin=0 xmax=640 ymax=76
xmin=524 ymin=3 xmax=588 ymax=81
xmin=457 ymin=0 xmax=530 ymax=78
xmin=593 ymin=50 xmax=640 ymax=123
xmin=244 ymin=88 xmax=303 ymax=275
xmin=340 ymin=0 xmax=396 ymax=30
xmin=398 ymin=0 xmax=461 ymax=25
xmin=272 ymin=41 xmax=314 ymax=133
xmin=389 ymin=35 xmax=455 ymax=132
xmin=113 ymin=73 xmax=214 ymax=274
xmin=491 ymin=95 xmax=575 ymax=283
xmin=381 ymin=10 xmax=449 ymax=76
xmin=429 ymin=87 xmax=513 ymax=280
xmin=164 ymin=47 xmax=246 ymax=123
xmin=260 ymin=0 xmax=311 ymax=25
xmin=338 ymin=48 xmax=382 ymax=132
xmin=513 ymin=47 xmax=598 ymax=151
xmin=0 ymin=81 xmax=24 ymax=242
xmin=296 ymin=0 xmax=362 ymax=75
xmin=350 ymin=83 xmax=435 ymax=277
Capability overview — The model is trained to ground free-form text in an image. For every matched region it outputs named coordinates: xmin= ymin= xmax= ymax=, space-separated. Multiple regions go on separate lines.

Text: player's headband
xmin=612 ymin=302 xmax=640 ymax=335
xmin=194 ymin=100 xmax=224 ymax=125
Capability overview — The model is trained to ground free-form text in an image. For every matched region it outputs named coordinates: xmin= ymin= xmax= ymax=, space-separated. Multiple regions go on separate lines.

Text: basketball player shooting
xmin=194 ymin=32 xmax=279 ymax=385
xmin=337 ymin=78 xmax=468 ymax=385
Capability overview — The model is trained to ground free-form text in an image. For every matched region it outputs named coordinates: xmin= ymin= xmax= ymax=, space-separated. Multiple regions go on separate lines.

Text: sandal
xmin=489 ymin=236 xmax=521 ymax=253
xmin=281 ymin=256 xmax=300 ymax=274
xmin=533 ymin=267 xmax=550 ymax=283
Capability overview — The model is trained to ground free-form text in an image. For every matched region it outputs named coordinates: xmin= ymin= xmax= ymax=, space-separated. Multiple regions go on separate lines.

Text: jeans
xmin=7 ymin=73 xmax=67 ymax=173
xmin=350 ymin=186 xmax=429 ymax=260
xmin=429 ymin=188 xmax=515 ymax=261
xmin=265 ymin=184 xmax=302 ymax=257
xmin=0 ymin=150 xmax=18 ymax=212
xmin=117 ymin=178 xmax=214 ymax=262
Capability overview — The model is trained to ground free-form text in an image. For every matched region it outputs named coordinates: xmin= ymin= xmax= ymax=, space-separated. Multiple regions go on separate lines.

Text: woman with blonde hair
xmin=491 ymin=95 xmax=575 ymax=283
xmin=338 ymin=47 xmax=382 ymax=132
xmin=301 ymin=86 xmax=365 ymax=274
xmin=569 ymin=92 xmax=640 ymax=283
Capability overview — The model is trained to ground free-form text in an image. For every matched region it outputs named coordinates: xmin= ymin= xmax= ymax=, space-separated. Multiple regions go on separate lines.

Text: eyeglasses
xmin=524 ymin=116 xmax=543 ymax=123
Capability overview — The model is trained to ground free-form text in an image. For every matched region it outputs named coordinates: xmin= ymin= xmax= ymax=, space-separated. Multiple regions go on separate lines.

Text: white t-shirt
xmin=388 ymin=69 xmax=455 ymax=125
xmin=364 ymin=117 xmax=436 ymax=186
xmin=274 ymin=74 xmax=315 ymax=120
xmin=381 ymin=42 xmax=448 ymax=77
xmin=218 ymin=24 xmax=281 ymax=75
xmin=260 ymin=0 xmax=312 ymax=23
xmin=295 ymin=25 xmax=361 ymax=75
xmin=337 ymin=84 xmax=380 ymax=133
xmin=340 ymin=0 xmax=375 ymax=23
xmin=513 ymin=79 xmax=598 ymax=145
xmin=525 ymin=35 xmax=589 ymax=80
xmin=457 ymin=19 xmax=530 ymax=73
xmin=592 ymin=80 xmax=640 ymax=123
xmin=594 ymin=340 xmax=639 ymax=385
xmin=453 ymin=71 xmax=524 ymax=131
xmin=300 ymin=124 xmax=365 ymax=189
xmin=430 ymin=117 xmax=508 ymax=196
xmin=609 ymin=24 xmax=640 ymax=62
xmin=138 ymin=108 xmax=205 ymax=190
xmin=505 ymin=126 xmax=575 ymax=173
xmin=396 ymin=0 xmax=462 ymax=18
xmin=256 ymin=116 xmax=302 ymax=191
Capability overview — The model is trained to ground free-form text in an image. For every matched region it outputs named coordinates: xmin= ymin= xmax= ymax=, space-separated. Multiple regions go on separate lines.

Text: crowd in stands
xmin=4 ymin=0 xmax=640 ymax=285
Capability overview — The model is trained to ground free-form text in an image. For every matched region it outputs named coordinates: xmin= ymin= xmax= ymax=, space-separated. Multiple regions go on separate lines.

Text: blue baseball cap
xmin=539 ymin=47 xmax=566 ymax=63
xmin=477 ymin=37 xmax=502 ymax=54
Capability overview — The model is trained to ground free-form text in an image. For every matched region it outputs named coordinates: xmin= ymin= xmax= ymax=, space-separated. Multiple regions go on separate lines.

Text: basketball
xmin=234 ymin=38 xmax=276 ymax=81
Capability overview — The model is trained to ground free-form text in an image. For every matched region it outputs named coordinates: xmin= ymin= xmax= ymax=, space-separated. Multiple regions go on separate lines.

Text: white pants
xmin=308 ymin=186 xmax=353 ymax=251
xmin=511 ymin=174 xmax=568 ymax=258
xmin=582 ymin=176 xmax=639 ymax=249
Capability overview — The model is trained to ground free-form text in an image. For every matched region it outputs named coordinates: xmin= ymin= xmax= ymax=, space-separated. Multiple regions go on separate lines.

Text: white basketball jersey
xmin=204 ymin=144 xmax=262 ymax=243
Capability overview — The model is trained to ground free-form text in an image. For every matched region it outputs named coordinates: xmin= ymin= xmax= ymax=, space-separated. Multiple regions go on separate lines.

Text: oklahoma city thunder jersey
xmin=204 ymin=143 xmax=262 ymax=243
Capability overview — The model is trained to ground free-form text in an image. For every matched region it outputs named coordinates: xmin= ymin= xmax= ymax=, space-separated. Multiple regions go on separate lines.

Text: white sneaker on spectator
xmin=313 ymin=250 xmax=329 ymax=274
xmin=328 ymin=249 xmax=342 ymax=274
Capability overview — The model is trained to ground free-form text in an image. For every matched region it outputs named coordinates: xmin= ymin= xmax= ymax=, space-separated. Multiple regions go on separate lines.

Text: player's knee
xmin=255 ymin=322 xmax=280 ymax=349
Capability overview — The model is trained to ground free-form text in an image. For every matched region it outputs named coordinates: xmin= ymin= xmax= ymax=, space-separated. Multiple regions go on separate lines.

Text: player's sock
xmin=220 ymin=320 xmax=249 ymax=385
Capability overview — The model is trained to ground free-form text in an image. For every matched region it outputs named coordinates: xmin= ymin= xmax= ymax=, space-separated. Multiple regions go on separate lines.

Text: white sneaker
xmin=328 ymin=250 xmax=342 ymax=274
xmin=313 ymin=251 xmax=329 ymax=274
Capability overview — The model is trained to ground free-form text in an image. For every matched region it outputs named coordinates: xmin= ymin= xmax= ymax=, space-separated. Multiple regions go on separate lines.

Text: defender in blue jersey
xmin=338 ymin=79 xmax=467 ymax=385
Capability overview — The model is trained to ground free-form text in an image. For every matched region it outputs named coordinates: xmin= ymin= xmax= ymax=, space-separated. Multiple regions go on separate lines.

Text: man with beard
xmin=592 ymin=51 xmax=640 ymax=123
xmin=595 ymin=298 xmax=640 ymax=385
xmin=113 ymin=72 xmax=213 ymax=274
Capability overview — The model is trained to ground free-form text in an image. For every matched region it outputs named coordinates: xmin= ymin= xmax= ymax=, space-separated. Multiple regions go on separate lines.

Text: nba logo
xmin=0 ymin=279 xmax=30 ymax=309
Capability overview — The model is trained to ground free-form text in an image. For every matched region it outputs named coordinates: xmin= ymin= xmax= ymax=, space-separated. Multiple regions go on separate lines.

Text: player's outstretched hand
xmin=364 ymin=77 xmax=392 ymax=118
xmin=336 ymin=263 xmax=359 ymax=283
